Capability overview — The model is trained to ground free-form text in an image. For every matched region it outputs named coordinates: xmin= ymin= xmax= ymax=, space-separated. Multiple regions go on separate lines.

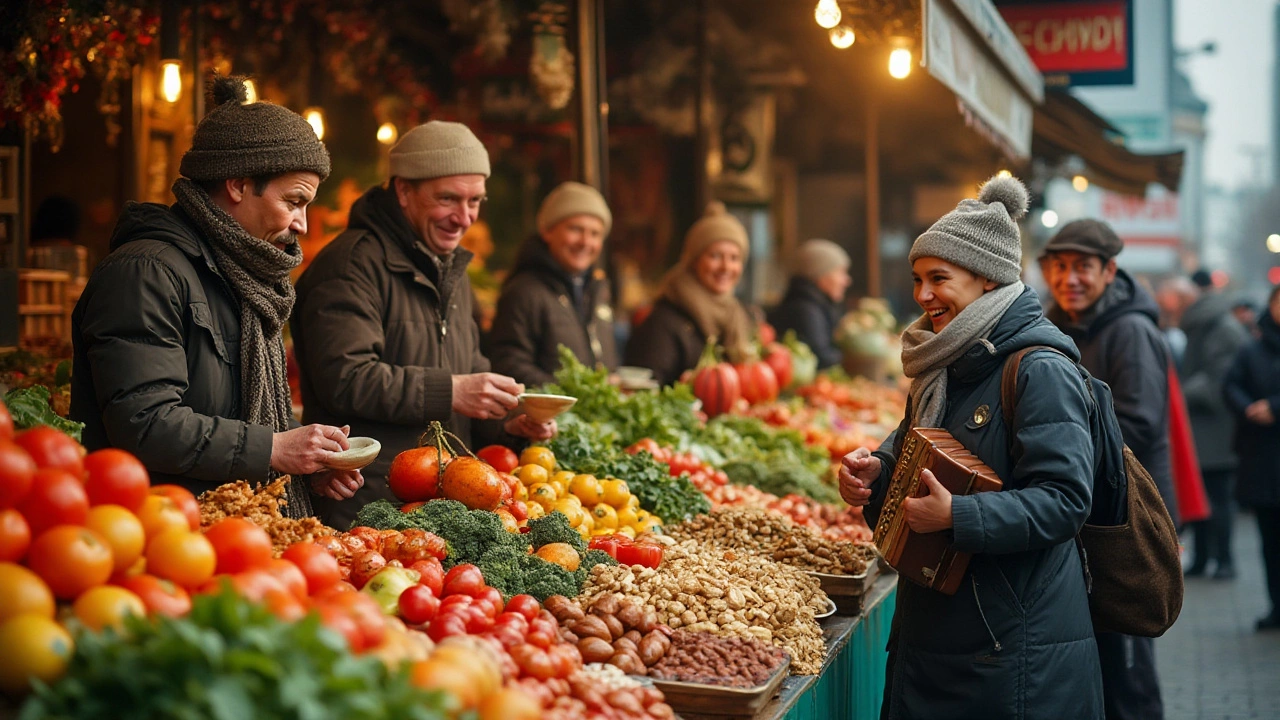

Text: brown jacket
xmin=486 ymin=235 xmax=619 ymax=386
xmin=292 ymin=186 xmax=508 ymax=528
xmin=623 ymin=298 xmax=708 ymax=386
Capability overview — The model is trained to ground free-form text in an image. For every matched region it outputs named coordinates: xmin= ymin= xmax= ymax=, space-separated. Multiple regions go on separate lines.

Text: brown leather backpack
xmin=1001 ymin=346 xmax=1183 ymax=637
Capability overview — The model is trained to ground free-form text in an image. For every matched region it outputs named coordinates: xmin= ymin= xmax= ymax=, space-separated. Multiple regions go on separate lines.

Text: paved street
xmin=1159 ymin=513 xmax=1280 ymax=719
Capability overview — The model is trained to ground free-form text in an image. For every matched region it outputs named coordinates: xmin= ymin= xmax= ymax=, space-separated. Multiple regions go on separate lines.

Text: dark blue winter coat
xmin=768 ymin=277 xmax=843 ymax=369
xmin=1223 ymin=310 xmax=1280 ymax=507
xmin=867 ymin=288 xmax=1104 ymax=720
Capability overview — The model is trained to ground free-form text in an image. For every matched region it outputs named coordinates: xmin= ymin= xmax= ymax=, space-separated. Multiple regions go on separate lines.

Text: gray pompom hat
xmin=908 ymin=175 xmax=1030 ymax=285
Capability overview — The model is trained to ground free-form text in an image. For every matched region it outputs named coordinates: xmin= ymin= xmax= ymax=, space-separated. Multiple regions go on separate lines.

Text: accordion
xmin=873 ymin=428 xmax=1003 ymax=595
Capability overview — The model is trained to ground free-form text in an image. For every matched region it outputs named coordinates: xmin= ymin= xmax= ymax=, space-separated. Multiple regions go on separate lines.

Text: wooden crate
xmin=18 ymin=268 xmax=72 ymax=345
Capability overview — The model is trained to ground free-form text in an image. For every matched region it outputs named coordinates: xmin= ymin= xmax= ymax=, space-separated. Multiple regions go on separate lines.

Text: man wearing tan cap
xmin=292 ymin=121 xmax=555 ymax=528
xmin=487 ymin=181 xmax=619 ymax=386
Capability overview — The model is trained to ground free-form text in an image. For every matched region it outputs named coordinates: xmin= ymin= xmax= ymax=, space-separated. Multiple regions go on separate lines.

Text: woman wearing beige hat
xmin=769 ymin=239 xmax=851 ymax=369
xmin=625 ymin=202 xmax=757 ymax=386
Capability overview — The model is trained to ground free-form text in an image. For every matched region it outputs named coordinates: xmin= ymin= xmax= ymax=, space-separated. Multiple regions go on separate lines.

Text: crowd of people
xmin=65 ymin=77 xmax=1280 ymax=720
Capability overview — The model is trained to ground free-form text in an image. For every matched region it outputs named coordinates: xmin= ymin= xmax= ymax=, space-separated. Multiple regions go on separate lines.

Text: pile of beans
xmin=648 ymin=629 xmax=789 ymax=689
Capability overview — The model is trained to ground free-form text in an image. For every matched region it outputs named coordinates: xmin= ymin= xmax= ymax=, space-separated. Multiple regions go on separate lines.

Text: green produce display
xmin=4 ymin=385 xmax=84 ymax=441
xmin=17 ymin=591 xmax=449 ymax=720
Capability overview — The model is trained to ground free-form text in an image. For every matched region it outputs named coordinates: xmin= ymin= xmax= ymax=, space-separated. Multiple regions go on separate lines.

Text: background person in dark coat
xmin=292 ymin=121 xmax=554 ymax=528
xmin=768 ymin=239 xmax=851 ymax=369
xmin=487 ymin=182 xmax=619 ymax=386
xmin=1180 ymin=270 xmax=1252 ymax=579
xmin=71 ymin=76 xmax=359 ymax=517
xmin=1224 ymin=284 xmax=1280 ymax=631
xmin=840 ymin=176 xmax=1103 ymax=720
xmin=625 ymin=203 xmax=757 ymax=386
xmin=1042 ymin=219 xmax=1174 ymax=720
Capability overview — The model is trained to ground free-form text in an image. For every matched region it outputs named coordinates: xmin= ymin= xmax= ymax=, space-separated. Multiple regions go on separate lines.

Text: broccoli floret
xmin=527 ymin=511 xmax=587 ymax=554
xmin=517 ymin=554 xmax=581 ymax=601
xmin=475 ymin=544 xmax=530 ymax=598
xmin=574 ymin=549 xmax=619 ymax=587
xmin=408 ymin=499 xmax=509 ymax=566
xmin=351 ymin=499 xmax=412 ymax=531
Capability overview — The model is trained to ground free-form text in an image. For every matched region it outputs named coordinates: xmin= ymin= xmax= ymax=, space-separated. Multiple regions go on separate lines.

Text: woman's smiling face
xmin=911 ymin=257 xmax=997 ymax=332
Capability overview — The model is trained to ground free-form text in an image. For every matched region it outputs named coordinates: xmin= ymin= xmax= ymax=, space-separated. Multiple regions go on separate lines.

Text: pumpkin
xmin=439 ymin=457 xmax=507 ymax=511
xmin=691 ymin=343 xmax=740 ymax=418
xmin=763 ymin=342 xmax=794 ymax=390
xmin=735 ymin=359 xmax=779 ymax=405
xmin=389 ymin=446 xmax=452 ymax=502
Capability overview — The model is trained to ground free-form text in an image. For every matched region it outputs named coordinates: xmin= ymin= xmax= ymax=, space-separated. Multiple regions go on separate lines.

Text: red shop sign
xmin=998 ymin=1 xmax=1132 ymax=85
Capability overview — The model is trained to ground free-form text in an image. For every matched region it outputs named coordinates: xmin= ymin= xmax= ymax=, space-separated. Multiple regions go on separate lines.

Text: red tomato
xmin=27 ymin=525 xmax=114 ymax=599
xmin=426 ymin=612 xmax=469 ymax=642
xmin=15 ymin=427 xmax=85 ymax=477
xmin=0 ymin=440 xmax=37 ymax=509
xmin=314 ymin=601 xmax=366 ymax=653
xmin=204 ymin=518 xmax=273 ymax=574
xmin=439 ymin=594 xmax=473 ymax=615
xmin=149 ymin=485 xmax=200 ymax=531
xmin=442 ymin=563 xmax=486 ymax=597
xmin=19 ymin=468 xmax=89 ymax=535
xmin=83 ymin=449 xmax=150 ymax=512
xmin=281 ymin=541 xmax=342 ymax=596
xmin=504 ymin=500 xmax=529 ymax=523
xmin=476 ymin=445 xmax=519 ymax=474
xmin=616 ymin=542 xmax=663 ymax=569
xmin=227 ymin=569 xmax=287 ymax=602
xmin=0 ymin=400 xmax=12 ymax=441
xmin=0 ymin=507 xmax=31 ymax=563
xmin=526 ymin=629 xmax=554 ymax=649
xmin=408 ymin=557 xmax=444 ymax=597
xmin=626 ymin=438 xmax=662 ymax=458
xmin=400 ymin=501 xmax=426 ymax=513
xmin=479 ymin=586 xmax=503 ymax=614
xmin=588 ymin=535 xmax=622 ymax=560
xmin=489 ymin=624 xmax=525 ymax=650
xmin=323 ymin=588 xmax=386 ymax=649
xmin=510 ymin=643 xmax=557 ymax=681
xmin=547 ymin=643 xmax=583 ymax=678
xmin=493 ymin=611 xmax=530 ymax=635
xmin=388 ymin=446 xmax=451 ymax=502
xmin=464 ymin=604 xmax=494 ymax=633
xmin=504 ymin=594 xmax=541 ymax=622
xmin=116 ymin=574 xmax=192 ymax=617
xmin=263 ymin=558 xmax=308 ymax=601
xmin=398 ymin=584 xmax=441 ymax=625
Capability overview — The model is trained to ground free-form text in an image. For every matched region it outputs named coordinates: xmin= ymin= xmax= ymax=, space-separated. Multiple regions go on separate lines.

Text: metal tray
xmin=815 ymin=597 xmax=837 ymax=620
xmin=807 ymin=566 xmax=878 ymax=615
xmin=644 ymin=655 xmax=791 ymax=717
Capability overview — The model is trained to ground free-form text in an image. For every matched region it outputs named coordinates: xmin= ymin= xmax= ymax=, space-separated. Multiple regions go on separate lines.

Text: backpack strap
xmin=999 ymin=345 xmax=1064 ymax=428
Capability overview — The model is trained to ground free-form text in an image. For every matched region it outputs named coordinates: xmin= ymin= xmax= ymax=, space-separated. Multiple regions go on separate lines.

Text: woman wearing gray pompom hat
xmin=839 ymin=176 xmax=1105 ymax=719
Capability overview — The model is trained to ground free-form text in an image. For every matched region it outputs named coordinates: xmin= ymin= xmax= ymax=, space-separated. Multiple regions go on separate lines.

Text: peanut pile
xmin=198 ymin=477 xmax=334 ymax=551
xmin=668 ymin=507 xmax=874 ymax=575
xmin=649 ymin=629 xmax=788 ymax=689
xmin=578 ymin=539 xmax=828 ymax=675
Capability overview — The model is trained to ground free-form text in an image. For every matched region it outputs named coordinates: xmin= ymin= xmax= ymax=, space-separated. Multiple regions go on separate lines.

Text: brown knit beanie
xmin=680 ymin=202 xmax=750 ymax=266
xmin=908 ymin=175 xmax=1029 ymax=285
xmin=389 ymin=121 xmax=491 ymax=180
xmin=537 ymin=181 xmax=612 ymax=235
xmin=179 ymin=75 xmax=330 ymax=182
xmin=796 ymin=239 xmax=850 ymax=282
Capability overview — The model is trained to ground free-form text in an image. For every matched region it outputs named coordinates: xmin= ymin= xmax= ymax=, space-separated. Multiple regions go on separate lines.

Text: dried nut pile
xmin=579 ymin=663 xmax=644 ymax=691
xmin=669 ymin=507 xmax=875 ymax=576
xmin=578 ymin=539 xmax=828 ymax=675
xmin=648 ymin=629 xmax=788 ymax=689
xmin=198 ymin=478 xmax=334 ymax=551
xmin=545 ymin=594 xmax=673 ymax=676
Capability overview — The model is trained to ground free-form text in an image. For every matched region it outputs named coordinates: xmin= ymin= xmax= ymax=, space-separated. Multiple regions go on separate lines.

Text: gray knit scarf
xmin=900 ymin=281 xmax=1025 ymax=428
xmin=172 ymin=178 xmax=311 ymax=518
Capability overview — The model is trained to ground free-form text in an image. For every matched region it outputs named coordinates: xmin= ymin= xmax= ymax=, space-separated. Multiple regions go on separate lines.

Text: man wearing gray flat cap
xmin=293 ymin=121 xmax=555 ymax=528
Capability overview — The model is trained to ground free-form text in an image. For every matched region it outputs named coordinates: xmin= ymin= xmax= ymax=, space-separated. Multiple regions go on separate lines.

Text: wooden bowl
xmin=325 ymin=437 xmax=381 ymax=471
xmin=517 ymin=393 xmax=577 ymax=423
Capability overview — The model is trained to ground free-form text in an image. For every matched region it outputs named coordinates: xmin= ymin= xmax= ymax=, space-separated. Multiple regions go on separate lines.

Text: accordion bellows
xmin=873 ymin=428 xmax=1003 ymax=595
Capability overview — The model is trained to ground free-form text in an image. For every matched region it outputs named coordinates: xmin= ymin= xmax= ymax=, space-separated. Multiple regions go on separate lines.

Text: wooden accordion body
xmin=873 ymin=428 xmax=1003 ymax=595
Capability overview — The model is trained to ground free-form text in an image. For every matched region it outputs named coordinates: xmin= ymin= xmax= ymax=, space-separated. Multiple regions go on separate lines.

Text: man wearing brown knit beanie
xmin=71 ymin=76 xmax=361 ymax=519
xmin=293 ymin=121 xmax=556 ymax=528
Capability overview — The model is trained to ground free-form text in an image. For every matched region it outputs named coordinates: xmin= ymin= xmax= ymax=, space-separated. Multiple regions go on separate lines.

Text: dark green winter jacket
xmin=866 ymin=288 xmax=1104 ymax=720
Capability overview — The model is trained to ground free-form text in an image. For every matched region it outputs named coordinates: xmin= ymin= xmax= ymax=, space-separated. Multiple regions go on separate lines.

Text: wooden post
xmin=574 ymin=0 xmax=607 ymax=191
xmin=865 ymin=93 xmax=881 ymax=298
xmin=693 ymin=0 xmax=711 ymax=212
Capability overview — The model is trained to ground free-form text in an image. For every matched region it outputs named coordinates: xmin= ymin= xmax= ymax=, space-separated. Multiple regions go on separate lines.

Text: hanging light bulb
xmin=997 ymin=169 xmax=1012 ymax=179
xmin=376 ymin=122 xmax=398 ymax=145
xmin=829 ymin=25 xmax=855 ymax=49
xmin=888 ymin=47 xmax=913 ymax=79
xmin=1072 ymin=175 xmax=1089 ymax=192
xmin=242 ymin=79 xmax=258 ymax=104
xmin=305 ymin=107 xmax=325 ymax=140
xmin=814 ymin=0 xmax=841 ymax=29
xmin=160 ymin=61 xmax=182 ymax=103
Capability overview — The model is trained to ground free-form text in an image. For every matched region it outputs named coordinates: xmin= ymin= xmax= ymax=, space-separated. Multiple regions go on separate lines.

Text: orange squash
xmin=439 ymin=457 xmax=506 ymax=511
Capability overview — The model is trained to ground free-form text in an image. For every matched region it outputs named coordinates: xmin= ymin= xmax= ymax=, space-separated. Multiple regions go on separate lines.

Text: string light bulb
xmin=814 ymin=0 xmax=841 ymax=29
xmin=888 ymin=47 xmax=913 ymax=79
xmin=997 ymin=169 xmax=1012 ymax=179
xmin=304 ymin=107 xmax=325 ymax=140
xmin=376 ymin=122 xmax=398 ymax=145
xmin=829 ymin=26 xmax=855 ymax=49
xmin=160 ymin=61 xmax=182 ymax=103
xmin=1266 ymin=234 xmax=1280 ymax=253
xmin=1072 ymin=175 xmax=1089 ymax=192
xmin=1041 ymin=210 xmax=1060 ymax=229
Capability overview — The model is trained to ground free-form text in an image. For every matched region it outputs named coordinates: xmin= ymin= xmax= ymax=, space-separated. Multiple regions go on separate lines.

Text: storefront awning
xmin=1032 ymin=90 xmax=1184 ymax=196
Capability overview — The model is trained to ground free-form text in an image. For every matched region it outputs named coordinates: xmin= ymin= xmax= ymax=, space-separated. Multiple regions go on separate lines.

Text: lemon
xmin=517 ymin=464 xmax=549 ymax=487
xmin=519 ymin=447 xmax=557 ymax=472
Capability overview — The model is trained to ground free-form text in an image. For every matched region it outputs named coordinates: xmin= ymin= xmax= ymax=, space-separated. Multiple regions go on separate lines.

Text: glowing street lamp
xmin=888 ymin=46 xmax=913 ymax=79
xmin=814 ymin=0 xmax=841 ymax=29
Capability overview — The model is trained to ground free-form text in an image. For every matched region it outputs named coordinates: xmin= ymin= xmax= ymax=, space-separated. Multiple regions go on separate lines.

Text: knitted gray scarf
xmin=900 ymin=281 xmax=1025 ymax=428
xmin=172 ymin=178 xmax=311 ymax=518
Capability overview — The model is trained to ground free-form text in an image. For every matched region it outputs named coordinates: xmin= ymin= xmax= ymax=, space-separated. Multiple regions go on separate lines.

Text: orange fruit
xmin=439 ymin=458 xmax=506 ymax=512
xmin=0 ymin=563 xmax=55 ymax=622
xmin=518 ymin=447 xmax=556 ymax=472
xmin=72 ymin=585 xmax=146 ymax=632
xmin=0 ymin=614 xmax=74 ymax=695
xmin=146 ymin=530 xmax=216 ymax=590
xmin=85 ymin=505 xmax=146 ymax=574
xmin=534 ymin=542 xmax=580 ymax=572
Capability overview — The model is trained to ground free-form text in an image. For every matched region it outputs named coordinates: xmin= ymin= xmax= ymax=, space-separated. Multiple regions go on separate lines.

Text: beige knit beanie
xmin=908 ymin=175 xmax=1029 ymax=285
xmin=537 ymin=181 xmax=612 ymax=235
xmin=796 ymin=239 xmax=850 ymax=282
xmin=389 ymin=121 xmax=491 ymax=180
xmin=179 ymin=75 xmax=330 ymax=182
xmin=680 ymin=202 xmax=749 ymax=265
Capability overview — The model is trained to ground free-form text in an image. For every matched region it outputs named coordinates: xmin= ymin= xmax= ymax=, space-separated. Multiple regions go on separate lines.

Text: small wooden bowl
xmin=325 ymin=437 xmax=381 ymax=471
xmin=517 ymin=393 xmax=577 ymax=423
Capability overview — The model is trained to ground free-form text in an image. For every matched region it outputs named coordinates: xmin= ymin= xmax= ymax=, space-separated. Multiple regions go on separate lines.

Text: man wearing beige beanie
xmin=293 ymin=120 xmax=555 ymax=528
xmin=487 ymin=181 xmax=619 ymax=386
xmin=769 ymin=239 xmax=851 ymax=369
